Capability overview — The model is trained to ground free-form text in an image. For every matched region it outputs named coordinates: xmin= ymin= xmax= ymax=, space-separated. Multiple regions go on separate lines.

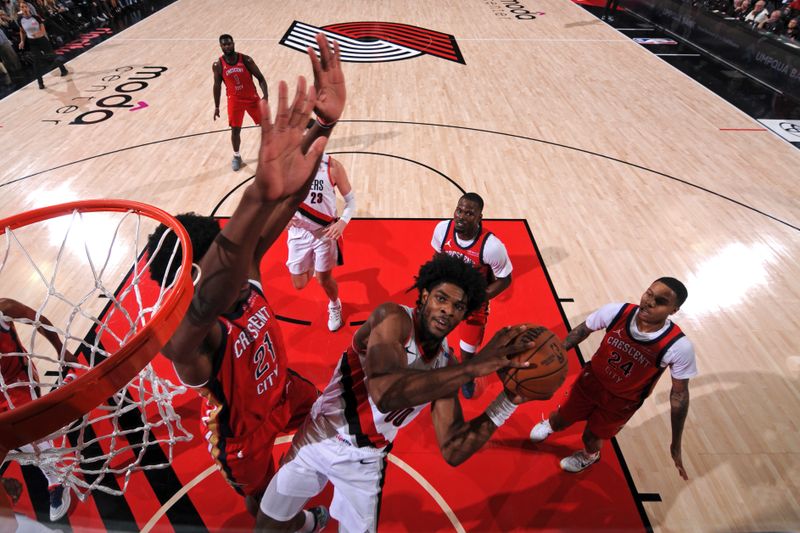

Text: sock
xmin=298 ymin=510 xmax=315 ymax=533
xmin=330 ymin=298 xmax=341 ymax=308
xmin=233 ymin=151 xmax=241 ymax=157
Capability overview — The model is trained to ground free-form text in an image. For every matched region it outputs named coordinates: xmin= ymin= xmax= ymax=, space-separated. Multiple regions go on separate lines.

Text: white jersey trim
xmin=585 ymin=302 xmax=697 ymax=379
xmin=431 ymin=220 xmax=513 ymax=278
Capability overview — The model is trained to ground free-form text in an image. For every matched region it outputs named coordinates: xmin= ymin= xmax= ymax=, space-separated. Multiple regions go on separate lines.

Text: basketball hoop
xmin=0 ymin=200 xmax=194 ymax=514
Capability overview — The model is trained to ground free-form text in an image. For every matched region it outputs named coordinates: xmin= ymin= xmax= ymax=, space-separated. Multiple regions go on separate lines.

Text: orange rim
xmin=0 ymin=200 xmax=193 ymax=452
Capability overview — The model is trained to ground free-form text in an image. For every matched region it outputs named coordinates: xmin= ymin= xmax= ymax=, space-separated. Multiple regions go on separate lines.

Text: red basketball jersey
xmin=439 ymin=220 xmax=494 ymax=283
xmin=200 ymin=282 xmax=290 ymax=443
xmin=588 ymin=303 xmax=685 ymax=402
xmin=0 ymin=318 xmax=27 ymax=381
xmin=220 ymin=54 xmax=259 ymax=100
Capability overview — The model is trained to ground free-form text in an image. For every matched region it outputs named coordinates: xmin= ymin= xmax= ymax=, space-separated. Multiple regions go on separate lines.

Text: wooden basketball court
xmin=1 ymin=0 xmax=799 ymax=531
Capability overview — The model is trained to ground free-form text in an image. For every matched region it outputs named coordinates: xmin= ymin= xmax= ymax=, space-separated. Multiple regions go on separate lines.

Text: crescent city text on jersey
xmin=233 ymin=306 xmax=272 ymax=358
xmin=606 ymin=331 xmax=651 ymax=367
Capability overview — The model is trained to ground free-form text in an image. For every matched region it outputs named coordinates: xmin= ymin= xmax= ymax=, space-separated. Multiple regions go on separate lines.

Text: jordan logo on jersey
xmin=280 ymin=21 xmax=466 ymax=64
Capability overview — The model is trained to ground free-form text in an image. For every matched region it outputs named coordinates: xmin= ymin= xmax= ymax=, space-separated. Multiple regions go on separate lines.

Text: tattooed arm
xmin=669 ymin=377 xmax=690 ymax=480
xmin=562 ymin=321 xmax=594 ymax=351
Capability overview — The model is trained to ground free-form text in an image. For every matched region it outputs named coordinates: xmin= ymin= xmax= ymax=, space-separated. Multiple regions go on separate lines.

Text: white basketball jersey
xmin=311 ymin=305 xmax=452 ymax=449
xmin=289 ymin=153 xmax=338 ymax=232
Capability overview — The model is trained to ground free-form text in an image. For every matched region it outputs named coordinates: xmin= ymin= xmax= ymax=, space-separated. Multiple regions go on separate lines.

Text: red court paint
xmin=7 ymin=219 xmax=648 ymax=532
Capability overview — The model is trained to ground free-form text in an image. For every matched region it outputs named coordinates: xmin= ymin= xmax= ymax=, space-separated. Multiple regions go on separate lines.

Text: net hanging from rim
xmin=0 ymin=200 xmax=194 ymax=498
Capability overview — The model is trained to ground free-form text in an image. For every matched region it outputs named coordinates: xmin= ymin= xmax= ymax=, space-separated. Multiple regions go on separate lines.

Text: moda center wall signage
xmin=622 ymin=0 xmax=800 ymax=97
xmin=42 ymin=65 xmax=168 ymax=126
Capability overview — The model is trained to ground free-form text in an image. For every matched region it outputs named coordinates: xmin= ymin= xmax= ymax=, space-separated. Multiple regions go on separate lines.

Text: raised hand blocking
xmin=307 ymin=33 xmax=346 ymax=124
xmin=254 ymin=77 xmax=328 ymax=202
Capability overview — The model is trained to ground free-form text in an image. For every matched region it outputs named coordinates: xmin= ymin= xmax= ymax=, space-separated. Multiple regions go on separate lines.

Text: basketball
xmin=501 ymin=326 xmax=568 ymax=400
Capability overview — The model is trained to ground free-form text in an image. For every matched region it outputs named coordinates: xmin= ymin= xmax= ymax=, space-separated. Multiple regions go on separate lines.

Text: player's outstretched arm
xmin=163 ymin=79 xmax=326 ymax=381
xmin=0 ymin=298 xmax=75 ymax=363
xmin=562 ymin=321 xmax=594 ymax=351
xmin=299 ymin=32 xmax=346 ymax=154
xmin=212 ymin=61 xmax=222 ymax=120
xmin=364 ymin=308 xmax=532 ymax=413
xmin=244 ymin=55 xmax=269 ymax=100
xmin=250 ymin=33 xmax=348 ymax=266
xmin=486 ymin=274 xmax=511 ymax=300
xmin=431 ymin=383 xmax=532 ymax=466
xmin=321 ymin=157 xmax=353 ymax=240
xmin=669 ymin=377 xmax=690 ymax=480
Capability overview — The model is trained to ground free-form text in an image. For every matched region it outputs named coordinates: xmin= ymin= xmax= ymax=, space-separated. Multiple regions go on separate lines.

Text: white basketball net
xmin=0 ymin=207 xmax=192 ymax=498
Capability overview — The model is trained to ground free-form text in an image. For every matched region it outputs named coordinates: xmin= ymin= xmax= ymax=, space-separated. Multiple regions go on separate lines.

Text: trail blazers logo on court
xmin=280 ymin=21 xmax=466 ymax=64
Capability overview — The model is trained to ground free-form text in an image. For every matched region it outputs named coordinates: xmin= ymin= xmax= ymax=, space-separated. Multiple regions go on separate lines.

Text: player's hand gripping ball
xmin=500 ymin=325 xmax=568 ymax=400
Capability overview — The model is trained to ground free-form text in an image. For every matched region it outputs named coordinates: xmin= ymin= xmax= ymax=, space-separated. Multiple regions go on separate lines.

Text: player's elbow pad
xmin=340 ymin=191 xmax=356 ymax=223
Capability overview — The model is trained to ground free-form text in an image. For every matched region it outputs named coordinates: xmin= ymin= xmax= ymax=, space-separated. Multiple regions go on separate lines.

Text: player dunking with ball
xmin=256 ymin=254 xmax=539 ymax=533
xmin=213 ymin=34 xmax=269 ymax=171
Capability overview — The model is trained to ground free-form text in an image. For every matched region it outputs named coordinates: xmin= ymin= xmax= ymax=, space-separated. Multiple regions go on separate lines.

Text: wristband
xmin=485 ymin=390 xmax=518 ymax=427
xmin=315 ymin=116 xmax=338 ymax=129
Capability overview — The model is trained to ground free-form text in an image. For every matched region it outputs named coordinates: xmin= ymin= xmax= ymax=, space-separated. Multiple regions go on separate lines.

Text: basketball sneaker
xmin=529 ymin=418 xmax=553 ymax=443
xmin=231 ymin=155 xmax=243 ymax=171
xmin=327 ymin=300 xmax=343 ymax=331
xmin=559 ymin=449 xmax=600 ymax=473
xmin=48 ymin=484 xmax=71 ymax=521
xmin=310 ymin=506 xmax=329 ymax=532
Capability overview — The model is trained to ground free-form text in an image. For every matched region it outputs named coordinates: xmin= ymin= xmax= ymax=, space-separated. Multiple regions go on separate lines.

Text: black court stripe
xmin=638 ymin=492 xmax=663 ymax=502
xmin=72 ymin=256 xmax=205 ymax=529
xmin=328 ymin=151 xmax=466 ymax=194
xmin=275 ymin=315 xmax=312 ymax=326
xmin=20 ymin=464 xmax=49 ymax=524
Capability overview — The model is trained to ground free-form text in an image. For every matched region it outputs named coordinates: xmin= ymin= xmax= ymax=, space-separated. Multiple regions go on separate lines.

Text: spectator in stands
xmin=0 ymin=11 xmax=22 ymax=74
xmin=745 ymin=0 xmax=770 ymax=26
xmin=786 ymin=16 xmax=799 ymax=38
xmin=6 ymin=0 xmax=36 ymax=16
xmin=735 ymin=0 xmax=752 ymax=19
xmin=719 ymin=0 xmax=741 ymax=15
xmin=759 ymin=8 xmax=786 ymax=30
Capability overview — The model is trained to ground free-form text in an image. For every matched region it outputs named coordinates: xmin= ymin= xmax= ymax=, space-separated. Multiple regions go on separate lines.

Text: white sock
xmin=330 ymin=298 xmax=341 ymax=308
xmin=234 ymin=151 xmax=241 ymax=157
xmin=298 ymin=510 xmax=315 ymax=533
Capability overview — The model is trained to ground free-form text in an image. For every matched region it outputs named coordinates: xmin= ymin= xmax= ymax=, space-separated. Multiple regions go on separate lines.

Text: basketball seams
xmin=504 ymin=331 xmax=556 ymax=382
xmin=508 ymin=362 xmax=568 ymax=385
xmin=501 ymin=328 xmax=568 ymax=399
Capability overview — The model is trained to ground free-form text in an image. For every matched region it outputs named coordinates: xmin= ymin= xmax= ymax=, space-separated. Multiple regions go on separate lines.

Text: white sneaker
xmin=48 ymin=484 xmax=71 ymax=521
xmin=327 ymin=300 xmax=342 ymax=331
xmin=560 ymin=450 xmax=600 ymax=473
xmin=529 ymin=418 xmax=553 ymax=443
